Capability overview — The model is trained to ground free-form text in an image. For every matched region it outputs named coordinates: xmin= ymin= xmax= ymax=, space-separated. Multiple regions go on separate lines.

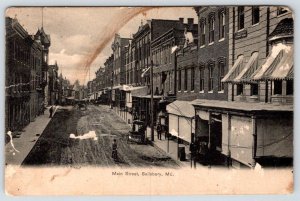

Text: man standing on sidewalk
xmin=49 ymin=106 xmax=54 ymax=118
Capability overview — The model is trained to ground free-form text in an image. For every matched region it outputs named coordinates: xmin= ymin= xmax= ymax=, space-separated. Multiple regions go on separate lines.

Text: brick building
xmin=192 ymin=6 xmax=293 ymax=168
xmin=111 ymin=34 xmax=131 ymax=86
xmin=48 ymin=62 xmax=59 ymax=105
xmin=151 ymin=17 xmax=198 ymax=98
xmin=5 ymin=17 xmax=50 ymax=133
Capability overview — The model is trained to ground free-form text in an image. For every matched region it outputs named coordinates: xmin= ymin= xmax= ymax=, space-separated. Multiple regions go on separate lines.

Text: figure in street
xmin=49 ymin=106 xmax=54 ymax=118
xmin=112 ymin=139 xmax=118 ymax=161
xmin=157 ymin=123 xmax=162 ymax=140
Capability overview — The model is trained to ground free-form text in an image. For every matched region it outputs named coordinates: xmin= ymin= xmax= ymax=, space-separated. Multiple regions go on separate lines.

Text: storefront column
xmin=251 ymin=115 xmax=257 ymax=167
xmin=227 ymin=113 xmax=232 ymax=167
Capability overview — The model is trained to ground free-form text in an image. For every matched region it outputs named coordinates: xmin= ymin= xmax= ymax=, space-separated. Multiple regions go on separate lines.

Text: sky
xmin=6 ymin=7 xmax=197 ymax=85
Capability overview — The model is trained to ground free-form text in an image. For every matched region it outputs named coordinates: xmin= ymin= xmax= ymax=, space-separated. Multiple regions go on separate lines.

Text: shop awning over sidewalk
xmin=221 ymin=55 xmax=244 ymax=83
xmin=233 ymin=52 xmax=259 ymax=83
xmin=167 ymin=100 xmax=194 ymax=118
xmin=167 ymin=101 xmax=195 ymax=143
xmin=252 ymin=43 xmax=293 ymax=81
xmin=191 ymin=99 xmax=293 ymax=113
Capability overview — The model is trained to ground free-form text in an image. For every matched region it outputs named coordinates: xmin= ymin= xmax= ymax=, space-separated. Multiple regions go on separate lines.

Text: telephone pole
xmin=150 ymin=60 xmax=154 ymax=141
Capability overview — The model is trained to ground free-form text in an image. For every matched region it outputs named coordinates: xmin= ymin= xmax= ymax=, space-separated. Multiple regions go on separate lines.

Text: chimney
xmin=179 ymin=17 xmax=184 ymax=24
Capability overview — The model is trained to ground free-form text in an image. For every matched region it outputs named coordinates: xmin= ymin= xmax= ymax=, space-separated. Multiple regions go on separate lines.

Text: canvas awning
xmin=221 ymin=55 xmax=244 ymax=83
xmin=167 ymin=100 xmax=194 ymax=118
xmin=112 ymin=85 xmax=122 ymax=90
xmin=252 ymin=43 xmax=293 ymax=81
xmin=232 ymin=52 xmax=259 ymax=83
xmin=130 ymin=86 xmax=148 ymax=97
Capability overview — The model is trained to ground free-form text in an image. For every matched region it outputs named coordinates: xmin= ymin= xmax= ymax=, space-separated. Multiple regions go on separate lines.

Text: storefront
xmin=191 ymin=99 xmax=293 ymax=168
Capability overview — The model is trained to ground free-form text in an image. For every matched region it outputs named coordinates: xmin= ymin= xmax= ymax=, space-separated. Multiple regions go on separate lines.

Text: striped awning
xmin=221 ymin=55 xmax=244 ymax=83
xmin=233 ymin=52 xmax=259 ymax=83
xmin=252 ymin=43 xmax=293 ymax=81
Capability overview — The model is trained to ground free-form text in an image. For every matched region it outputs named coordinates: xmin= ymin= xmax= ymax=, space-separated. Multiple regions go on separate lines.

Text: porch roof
xmin=190 ymin=99 xmax=293 ymax=112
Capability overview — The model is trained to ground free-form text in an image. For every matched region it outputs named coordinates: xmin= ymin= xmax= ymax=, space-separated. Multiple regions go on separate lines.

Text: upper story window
xmin=218 ymin=61 xmax=225 ymax=91
xmin=219 ymin=11 xmax=226 ymax=39
xmin=178 ymin=70 xmax=182 ymax=91
xmin=277 ymin=7 xmax=288 ymax=16
xmin=252 ymin=6 xmax=260 ymax=25
xmin=208 ymin=63 xmax=214 ymax=91
xmin=209 ymin=16 xmax=215 ymax=43
xmin=200 ymin=19 xmax=206 ymax=46
xmin=199 ymin=65 xmax=205 ymax=91
xmin=238 ymin=6 xmax=245 ymax=30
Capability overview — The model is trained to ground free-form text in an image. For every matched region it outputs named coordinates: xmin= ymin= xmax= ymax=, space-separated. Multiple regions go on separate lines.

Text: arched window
xmin=219 ymin=11 xmax=226 ymax=39
xmin=208 ymin=14 xmax=215 ymax=43
xmin=218 ymin=59 xmax=225 ymax=91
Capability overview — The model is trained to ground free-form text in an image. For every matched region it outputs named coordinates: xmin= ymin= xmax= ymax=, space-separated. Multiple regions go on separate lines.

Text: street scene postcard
xmin=4 ymin=6 xmax=294 ymax=195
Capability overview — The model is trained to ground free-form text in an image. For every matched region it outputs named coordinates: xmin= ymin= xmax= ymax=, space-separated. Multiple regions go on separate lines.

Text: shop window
xmin=200 ymin=20 xmax=206 ymax=46
xmin=251 ymin=84 xmax=258 ymax=96
xmin=286 ymin=80 xmax=293 ymax=95
xmin=208 ymin=64 xmax=214 ymax=91
xmin=218 ymin=61 xmax=225 ymax=91
xmin=274 ymin=80 xmax=282 ymax=95
xmin=236 ymin=84 xmax=243 ymax=95
xmin=191 ymin=67 xmax=195 ymax=91
xmin=219 ymin=11 xmax=226 ymax=39
xmin=238 ymin=7 xmax=245 ymax=30
xmin=209 ymin=16 xmax=215 ymax=43
xmin=252 ymin=6 xmax=260 ymax=25
xmin=199 ymin=66 xmax=205 ymax=91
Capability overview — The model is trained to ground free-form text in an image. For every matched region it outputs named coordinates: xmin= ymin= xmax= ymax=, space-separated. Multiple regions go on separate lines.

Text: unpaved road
xmin=22 ymin=105 xmax=178 ymax=168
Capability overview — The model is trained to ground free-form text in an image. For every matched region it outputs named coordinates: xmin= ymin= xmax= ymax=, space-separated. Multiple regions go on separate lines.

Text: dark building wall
xmin=183 ymin=6 xmax=229 ymax=101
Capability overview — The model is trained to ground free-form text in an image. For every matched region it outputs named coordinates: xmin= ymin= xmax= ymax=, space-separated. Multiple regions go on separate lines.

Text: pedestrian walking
xmin=190 ymin=135 xmax=200 ymax=168
xmin=112 ymin=139 xmax=118 ymax=161
xmin=156 ymin=123 xmax=162 ymax=140
xmin=49 ymin=106 xmax=54 ymax=118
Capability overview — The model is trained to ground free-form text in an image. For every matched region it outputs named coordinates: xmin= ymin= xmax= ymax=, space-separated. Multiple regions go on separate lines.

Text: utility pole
xmin=110 ymin=71 xmax=113 ymax=109
xmin=150 ymin=60 xmax=154 ymax=141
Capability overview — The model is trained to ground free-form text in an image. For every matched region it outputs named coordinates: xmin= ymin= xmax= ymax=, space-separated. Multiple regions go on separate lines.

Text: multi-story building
xmin=48 ymin=62 xmax=59 ymax=105
xmin=152 ymin=17 xmax=198 ymax=98
xmin=35 ymin=27 xmax=51 ymax=106
xmin=111 ymin=34 xmax=131 ymax=86
xmin=191 ymin=6 xmax=293 ymax=168
xmin=5 ymin=17 xmax=50 ymax=133
xmin=124 ymin=40 xmax=136 ymax=85
xmin=177 ymin=7 xmax=229 ymax=101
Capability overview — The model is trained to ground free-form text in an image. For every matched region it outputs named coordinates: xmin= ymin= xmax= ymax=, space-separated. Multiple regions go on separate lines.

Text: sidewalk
xmin=5 ymin=105 xmax=60 ymax=166
xmin=146 ymin=127 xmax=191 ymax=168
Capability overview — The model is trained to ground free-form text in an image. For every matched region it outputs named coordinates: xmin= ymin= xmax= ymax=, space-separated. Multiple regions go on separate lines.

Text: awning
xmin=252 ymin=43 xmax=293 ymax=81
xmin=233 ymin=52 xmax=259 ymax=83
xmin=112 ymin=85 xmax=122 ymax=90
xmin=130 ymin=86 xmax=148 ymax=96
xmin=167 ymin=100 xmax=194 ymax=118
xmin=221 ymin=55 xmax=244 ymax=83
xmin=141 ymin=67 xmax=151 ymax=78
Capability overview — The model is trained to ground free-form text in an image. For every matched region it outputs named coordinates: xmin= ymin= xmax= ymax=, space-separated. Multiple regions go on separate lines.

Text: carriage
xmin=127 ymin=120 xmax=146 ymax=144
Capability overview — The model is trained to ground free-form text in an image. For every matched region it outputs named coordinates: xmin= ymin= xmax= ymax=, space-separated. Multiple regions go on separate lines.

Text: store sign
xmin=234 ymin=29 xmax=247 ymax=40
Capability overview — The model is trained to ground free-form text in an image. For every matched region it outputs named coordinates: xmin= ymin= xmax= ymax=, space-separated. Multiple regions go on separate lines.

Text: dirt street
xmin=22 ymin=104 xmax=178 ymax=168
